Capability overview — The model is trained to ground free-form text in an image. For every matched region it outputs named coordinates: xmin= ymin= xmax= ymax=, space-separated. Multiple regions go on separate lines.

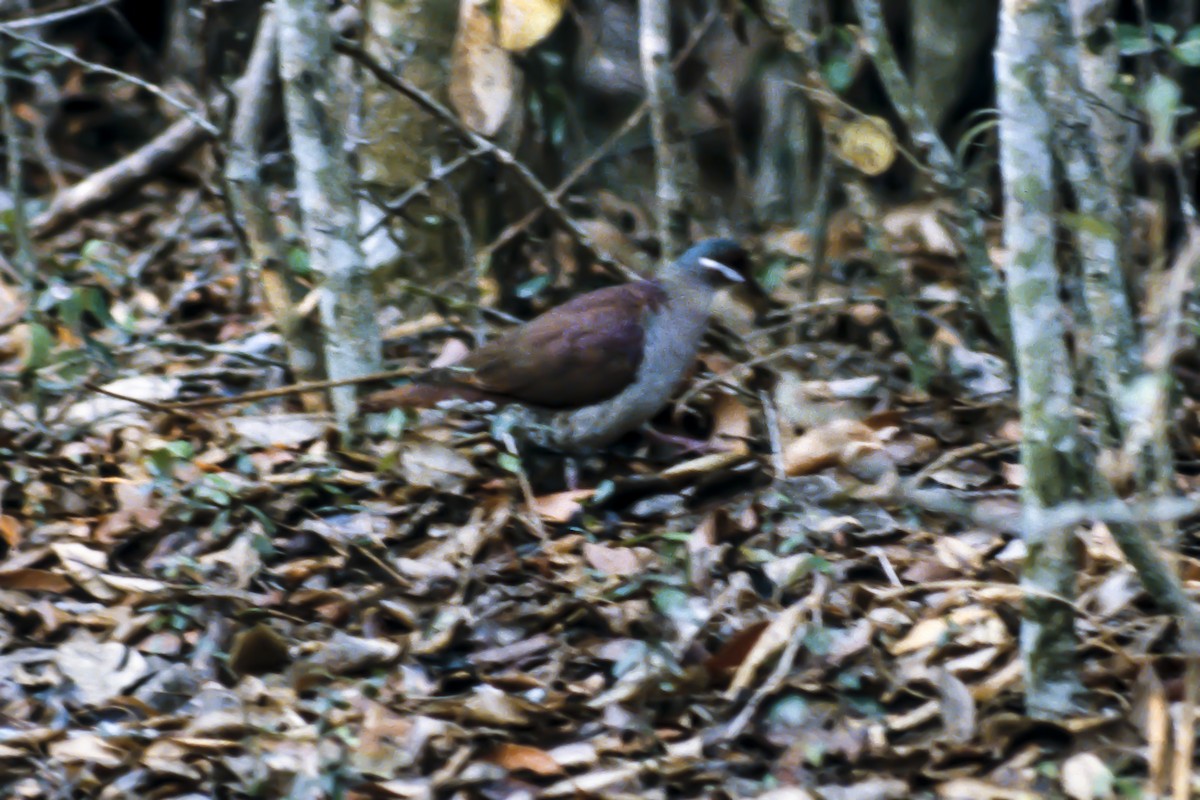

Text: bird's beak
xmin=698 ymin=257 xmax=745 ymax=283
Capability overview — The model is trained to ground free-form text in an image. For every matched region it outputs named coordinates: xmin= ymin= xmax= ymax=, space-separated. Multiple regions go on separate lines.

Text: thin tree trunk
xmin=277 ymin=0 xmax=381 ymax=431
xmin=1 ymin=33 xmax=36 ymax=283
xmin=639 ymin=0 xmax=693 ymax=260
xmin=996 ymin=0 xmax=1083 ymax=718
xmin=853 ymin=0 xmax=1012 ymax=355
xmin=224 ymin=7 xmax=327 ymax=412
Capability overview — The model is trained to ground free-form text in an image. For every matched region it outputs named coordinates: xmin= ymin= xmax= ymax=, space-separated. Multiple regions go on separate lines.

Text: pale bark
xmin=224 ymin=7 xmax=326 ymax=411
xmin=639 ymin=0 xmax=693 ymax=260
xmin=996 ymin=0 xmax=1083 ymax=718
xmin=277 ymin=0 xmax=381 ymax=430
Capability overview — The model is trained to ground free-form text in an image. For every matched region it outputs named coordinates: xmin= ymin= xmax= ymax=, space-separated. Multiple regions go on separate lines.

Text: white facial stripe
xmin=698 ymin=257 xmax=744 ymax=282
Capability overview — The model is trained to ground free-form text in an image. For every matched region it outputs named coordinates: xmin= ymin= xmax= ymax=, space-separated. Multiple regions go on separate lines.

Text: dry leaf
xmin=450 ymin=0 xmax=517 ymax=136
xmin=727 ymin=601 xmax=807 ymax=696
xmin=487 ymin=742 xmax=564 ymax=776
xmin=1061 ymin=752 xmax=1114 ymax=800
xmin=48 ymin=734 xmax=126 ymax=767
xmin=58 ymin=637 xmax=149 ymax=705
xmin=0 ymin=514 xmax=21 ymax=547
xmin=831 ymin=116 xmax=897 ymax=176
xmin=709 ymin=393 xmax=751 ymax=454
xmin=784 ymin=418 xmax=882 ymax=476
xmin=498 ymin=0 xmax=565 ymax=51
xmin=401 ymin=440 xmax=479 ymax=492
xmin=532 ymin=488 xmax=594 ymax=522
xmin=583 ymin=542 xmax=641 ymax=576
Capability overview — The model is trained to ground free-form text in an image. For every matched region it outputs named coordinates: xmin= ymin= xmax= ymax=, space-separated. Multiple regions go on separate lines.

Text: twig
xmin=910 ymin=442 xmax=997 ymax=487
xmin=677 ymin=346 xmax=799 ymax=407
xmin=83 ymin=366 xmax=421 ymax=412
xmin=26 ymin=6 xmax=362 ymax=235
xmin=1175 ymin=656 xmax=1198 ymax=800
xmin=759 ymin=389 xmax=785 ymax=483
xmin=364 ymin=150 xmax=481 ymax=237
xmin=872 ymin=579 xmax=1099 ymax=625
xmin=0 ymin=33 xmax=34 ymax=283
xmin=900 ymin=480 xmax=1200 ymax=643
xmin=334 ymin=39 xmax=640 ymax=282
xmin=4 ymin=0 xmax=118 ymax=31
xmin=0 ymin=26 xmax=217 ymax=135
xmin=475 ymin=5 xmax=719 ymax=264
xmin=842 ymin=178 xmax=934 ymax=388
xmin=502 ymin=432 xmax=547 ymax=540
xmin=850 ymin=0 xmax=1011 ymax=352
xmin=639 ymin=0 xmax=692 ymax=258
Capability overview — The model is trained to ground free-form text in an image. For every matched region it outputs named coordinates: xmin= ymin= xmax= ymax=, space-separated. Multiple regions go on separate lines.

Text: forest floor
xmin=0 ymin=170 xmax=1191 ymax=800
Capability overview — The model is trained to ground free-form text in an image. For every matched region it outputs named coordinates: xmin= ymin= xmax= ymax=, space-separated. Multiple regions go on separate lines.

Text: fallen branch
xmin=84 ymin=366 xmax=421 ymax=413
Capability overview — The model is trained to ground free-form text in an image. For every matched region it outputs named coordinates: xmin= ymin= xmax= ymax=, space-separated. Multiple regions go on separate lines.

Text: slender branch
xmin=223 ymin=5 xmax=327 ymax=412
xmin=84 ymin=366 xmax=422 ymax=412
xmin=639 ymin=0 xmax=692 ymax=259
xmin=0 ymin=33 xmax=34 ymax=284
xmin=278 ymin=0 xmax=380 ymax=430
xmin=4 ymin=0 xmax=118 ymax=30
xmin=475 ymin=5 xmax=719 ymax=264
xmin=851 ymin=0 xmax=1012 ymax=353
xmin=0 ymin=25 xmax=218 ymax=135
xmin=334 ymin=39 xmax=640 ymax=282
xmin=364 ymin=151 xmax=480 ymax=237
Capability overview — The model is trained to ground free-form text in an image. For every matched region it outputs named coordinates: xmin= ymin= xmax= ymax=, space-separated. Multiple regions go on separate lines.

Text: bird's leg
xmin=563 ymin=457 xmax=582 ymax=491
xmin=641 ymin=426 xmax=724 ymax=456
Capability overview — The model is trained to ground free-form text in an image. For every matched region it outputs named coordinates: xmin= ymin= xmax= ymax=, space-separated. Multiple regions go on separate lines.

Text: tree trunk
xmin=277 ymin=0 xmax=381 ymax=431
xmin=996 ymin=0 xmax=1083 ymax=719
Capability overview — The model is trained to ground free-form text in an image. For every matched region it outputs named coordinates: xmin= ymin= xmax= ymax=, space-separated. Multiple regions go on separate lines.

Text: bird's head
xmin=665 ymin=238 xmax=752 ymax=288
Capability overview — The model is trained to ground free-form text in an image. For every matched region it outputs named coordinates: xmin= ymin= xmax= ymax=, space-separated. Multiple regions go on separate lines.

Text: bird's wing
xmin=461 ymin=282 xmax=666 ymax=410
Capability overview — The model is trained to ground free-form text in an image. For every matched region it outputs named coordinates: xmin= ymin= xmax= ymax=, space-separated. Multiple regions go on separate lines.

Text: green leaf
xmin=822 ymin=55 xmax=854 ymax=93
xmin=59 ymin=288 xmax=84 ymax=328
xmin=385 ymin=408 xmax=408 ymax=439
xmin=287 ymin=247 xmax=311 ymax=276
xmin=1182 ymin=122 xmax=1200 ymax=151
xmin=1152 ymin=23 xmax=1177 ymax=43
xmin=1115 ymin=23 xmax=1156 ymax=55
xmin=80 ymin=239 xmax=107 ymax=262
xmin=250 ymin=528 xmax=277 ymax=557
xmin=652 ymin=586 xmax=693 ymax=626
xmin=246 ymin=505 xmax=277 ymax=535
xmin=83 ymin=287 xmax=115 ymax=328
xmin=497 ymin=452 xmax=522 ymax=473
xmin=23 ymin=322 xmax=53 ymax=371
xmin=515 ymin=273 xmax=551 ymax=299
xmin=1143 ymin=74 xmax=1182 ymax=156
xmin=756 ymin=257 xmax=788 ymax=292
xmin=1173 ymin=26 xmax=1200 ymax=65
xmin=162 ymin=440 xmax=195 ymax=459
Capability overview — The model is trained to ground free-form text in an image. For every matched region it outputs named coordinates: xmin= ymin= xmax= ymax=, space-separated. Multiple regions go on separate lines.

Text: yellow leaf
xmin=499 ymin=0 xmax=566 ymax=52
xmin=831 ymin=115 xmax=897 ymax=176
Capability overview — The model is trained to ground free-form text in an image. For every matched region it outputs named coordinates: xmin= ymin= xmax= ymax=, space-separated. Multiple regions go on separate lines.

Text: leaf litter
xmin=0 ymin=189 xmax=1195 ymax=800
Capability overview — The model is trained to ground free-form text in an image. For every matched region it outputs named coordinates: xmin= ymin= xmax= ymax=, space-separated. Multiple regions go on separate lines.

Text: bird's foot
xmin=641 ymin=427 xmax=726 ymax=456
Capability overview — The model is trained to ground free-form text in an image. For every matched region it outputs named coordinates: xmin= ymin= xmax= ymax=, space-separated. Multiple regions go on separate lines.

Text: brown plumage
xmin=361 ymin=238 xmax=750 ymax=449
xmin=361 ymin=282 xmax=666 ymax=413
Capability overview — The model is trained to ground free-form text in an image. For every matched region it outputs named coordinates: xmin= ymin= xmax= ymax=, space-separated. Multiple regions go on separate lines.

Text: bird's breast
xmin=550 ymin=296 xmax=711 ymax=449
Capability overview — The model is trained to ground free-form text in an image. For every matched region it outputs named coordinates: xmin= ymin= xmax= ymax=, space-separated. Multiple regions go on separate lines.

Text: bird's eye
xmin=698 ymin=257 xmax=744 ymax=283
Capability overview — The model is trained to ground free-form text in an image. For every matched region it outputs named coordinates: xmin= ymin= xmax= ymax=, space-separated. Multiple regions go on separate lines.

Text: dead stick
xmin=84 ymin=366 xmax=420 ymax=413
